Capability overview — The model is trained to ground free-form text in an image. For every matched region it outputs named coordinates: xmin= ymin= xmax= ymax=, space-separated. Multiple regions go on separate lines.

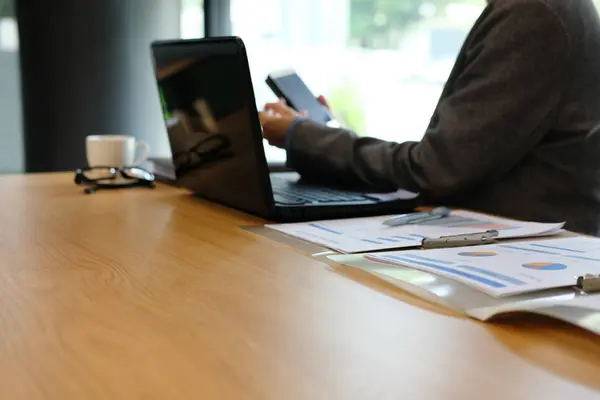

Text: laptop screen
xmin=152 ymin=38 xmax=273 ymax=216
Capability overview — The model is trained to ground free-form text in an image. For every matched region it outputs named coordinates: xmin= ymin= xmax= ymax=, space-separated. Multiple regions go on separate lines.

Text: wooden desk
xmin=0 ymin=173 xmax=598 ymax=399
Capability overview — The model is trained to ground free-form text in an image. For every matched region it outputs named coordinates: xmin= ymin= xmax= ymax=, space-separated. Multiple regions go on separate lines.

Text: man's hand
xmin=258 ymin=99 xmax=305 ymax=148
xmin=258 ymin=97 xmax=332 ymax=148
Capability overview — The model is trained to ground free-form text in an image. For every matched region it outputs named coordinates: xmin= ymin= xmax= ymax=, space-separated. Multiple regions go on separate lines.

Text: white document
xmin=468 ymin=294 xmax=600 ymax=335
xmin=266 ymin=209 xmax=564 ymax=253
xmin=367 ymin=236 xmax=600 ymax=297
xmin=468 ymin=293 xmax=600 ymax=320
xmin=562 ymin=294 xmax=600 ymax=311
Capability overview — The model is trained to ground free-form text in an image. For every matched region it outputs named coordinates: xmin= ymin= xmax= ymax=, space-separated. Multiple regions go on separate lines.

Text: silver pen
xmin=382 ymin=207 xmax=451 ymax=227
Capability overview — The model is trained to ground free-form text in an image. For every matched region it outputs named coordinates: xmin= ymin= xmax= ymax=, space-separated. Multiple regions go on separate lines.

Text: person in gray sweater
xmin=259 ymin=0 xmax=600 ymax=235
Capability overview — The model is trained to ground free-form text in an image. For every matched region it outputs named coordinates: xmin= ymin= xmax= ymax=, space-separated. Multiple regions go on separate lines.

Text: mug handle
xmin=133 ymin=140 xmax=150 ymax=166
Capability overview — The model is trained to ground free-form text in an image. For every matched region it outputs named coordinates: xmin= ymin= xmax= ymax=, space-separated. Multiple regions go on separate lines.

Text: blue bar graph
xmin=382 ymin=255 xmax=506 ymax=288
xmin=308 ymin=223 xmax=341 ymax=235
xmin=393 ymin=236 xmax=418 ymax=241
xmin=400 ymin=253 xmax=455 ymax=265
xmin=567 ymin=255 xmax=600 ymax=262
xmin=529 ymin=243 xmax=585 ymax=253
xmin=377 ymin=237 xmax=400 ymax=243
xmin=455 ymin=265 xmax=526 ymax=285
xmin=499 ymin=245 xmax=560 ymax=255
xmin=376 ymin=236 xmax=419 ymax=243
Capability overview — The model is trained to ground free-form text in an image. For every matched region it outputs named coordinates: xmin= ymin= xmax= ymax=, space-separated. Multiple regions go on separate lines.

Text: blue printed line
xmin=499 ymin=245 xmax=560 ymax=255
xmin=455 ymin=265 xmax=526 ymax=285
xmin=409 ymin=234 xmax=429 ymax=239
xmin=529 ymin=243 xmax=585 ymax=253
xmin=400 ymin=253 xmax=455 ymax=265
xmin=393 ymin=236 xmax=417 ymax=241
xmin=382 ymin=255 xmax=506 ymax=288
xmin=308 ymin=223 xmax=341 ymax=235
xmin=377 ymin=237 xmax=399 ymax=243
xmin=362 ymin=239 xmax=382 ymax=245
xmin=567 ymin=255 xmax=600 ymax=262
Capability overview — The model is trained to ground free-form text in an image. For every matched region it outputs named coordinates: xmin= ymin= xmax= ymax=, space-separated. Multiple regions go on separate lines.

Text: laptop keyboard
xmin=271 ymin=177 xmax=367 ymax=205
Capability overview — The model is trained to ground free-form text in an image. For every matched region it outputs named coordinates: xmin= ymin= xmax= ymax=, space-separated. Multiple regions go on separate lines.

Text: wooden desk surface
xmin=0 ymin=173 xmax=598 ymax=399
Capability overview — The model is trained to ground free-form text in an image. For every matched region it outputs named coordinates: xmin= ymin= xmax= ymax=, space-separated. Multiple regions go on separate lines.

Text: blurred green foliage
xmin=350 ymin=0 xmax=483 ymax=48
xmin=328 ymin=79 xmax=366 ymax=135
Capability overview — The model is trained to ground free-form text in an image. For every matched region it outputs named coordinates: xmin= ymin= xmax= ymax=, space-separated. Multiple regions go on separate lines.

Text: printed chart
xmin=414 ymin=214 xmax=515 ymax=230
xmin=266 ymin=210 xmax=564 ymax=253
xmin=458 ymin=251 xmax=497 ymax=257
xmin=368 ymin=236 xmax=600 ymax=297
xmin=271 ymin=221 xmax=425 ymax=253
xmin=522 ymin=262 xmax=567 ymax=271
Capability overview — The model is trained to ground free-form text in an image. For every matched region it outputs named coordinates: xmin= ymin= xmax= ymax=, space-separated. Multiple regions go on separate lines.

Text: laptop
xmin=150 ymin=36 xmax=419 ymax=222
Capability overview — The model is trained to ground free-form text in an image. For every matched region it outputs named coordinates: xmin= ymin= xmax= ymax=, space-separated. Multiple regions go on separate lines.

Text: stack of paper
xmin=366 ymin=236 xmax=600 ymax=297
xmin=468 ymin=293 xmax=600 ymax=322
xmin=266 ymin=209 xmax=564 ymax=253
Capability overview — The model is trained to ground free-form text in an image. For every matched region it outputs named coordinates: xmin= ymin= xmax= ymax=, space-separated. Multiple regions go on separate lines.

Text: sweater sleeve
xmin=285 ymin=0 xmax=570 ymax=197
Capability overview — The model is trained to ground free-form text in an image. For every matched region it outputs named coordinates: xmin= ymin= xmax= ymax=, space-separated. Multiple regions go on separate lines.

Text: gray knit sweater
xmin=287 ymin=0 xmax=600 ymax=235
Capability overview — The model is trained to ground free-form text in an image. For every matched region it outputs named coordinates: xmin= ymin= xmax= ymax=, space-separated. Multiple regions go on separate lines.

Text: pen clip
xmin=575 ymin=274 xmax=600 ymax=293
xmin=421 ymin=230 xmax=499 ymax=249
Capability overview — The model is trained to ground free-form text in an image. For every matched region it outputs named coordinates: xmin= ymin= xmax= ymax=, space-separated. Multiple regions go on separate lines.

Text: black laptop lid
xmin=151 ymin=37 xmax=274 ymax=217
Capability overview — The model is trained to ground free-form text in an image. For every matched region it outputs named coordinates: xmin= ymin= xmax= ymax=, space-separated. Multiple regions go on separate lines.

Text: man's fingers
xmin=317 ymin=95 xmax=330 ymax=108
xmin=263 ymin=102 xmax=291 ymax=114
xmin=317 ymin=95 xmax=337 ymax=120
xmin=258 ymin=111 xmax=274 ymax=127
xmin=264 ymin=99 xmax=300 ymax=117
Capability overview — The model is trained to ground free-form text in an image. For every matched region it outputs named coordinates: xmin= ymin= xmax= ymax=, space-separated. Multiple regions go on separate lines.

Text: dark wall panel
xmin=17 ymin=0 xmax=180 ymax=172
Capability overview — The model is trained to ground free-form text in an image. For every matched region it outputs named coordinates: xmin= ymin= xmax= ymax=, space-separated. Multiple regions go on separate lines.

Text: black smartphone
xmin=266 ymin=69 xmax=335 ymax=125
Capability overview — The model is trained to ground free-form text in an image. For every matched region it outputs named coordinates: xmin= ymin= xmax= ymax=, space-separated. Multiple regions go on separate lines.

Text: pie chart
xmin=458 ymin=251 xmax=497 ymax=257
xmin=522 ymin=262 xmax=567 ymax=271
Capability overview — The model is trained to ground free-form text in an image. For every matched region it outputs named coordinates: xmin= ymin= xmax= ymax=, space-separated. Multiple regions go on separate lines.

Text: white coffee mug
xmin=86 ymin=135 xmax=149 ymax=167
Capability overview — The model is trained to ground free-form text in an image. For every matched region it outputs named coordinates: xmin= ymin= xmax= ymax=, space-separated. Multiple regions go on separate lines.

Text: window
xmin=0 ymin=17 xmax=18 ymax=52
xmin=185 ymin=1 xmax=600 ymax=163
xmin=181 ymin=0 xmax=204 ymax=39
xmin=230 ymin=0 xmax=484 ymax=161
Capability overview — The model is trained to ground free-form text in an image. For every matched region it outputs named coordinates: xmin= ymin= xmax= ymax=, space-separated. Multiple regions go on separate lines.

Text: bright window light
xmin=0 ymin=18 xmax=18 ymax=52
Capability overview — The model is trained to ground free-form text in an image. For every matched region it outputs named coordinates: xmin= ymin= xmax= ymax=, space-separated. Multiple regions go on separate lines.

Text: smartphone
xmin=266 ymin=69 xmax=335 ymax=125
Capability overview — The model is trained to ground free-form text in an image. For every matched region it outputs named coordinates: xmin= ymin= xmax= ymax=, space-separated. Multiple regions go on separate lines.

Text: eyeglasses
xmin=74 ymin=166 xmax=156 ymax=194
xmin=173 ymin=133 xmax=232 ymax=176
